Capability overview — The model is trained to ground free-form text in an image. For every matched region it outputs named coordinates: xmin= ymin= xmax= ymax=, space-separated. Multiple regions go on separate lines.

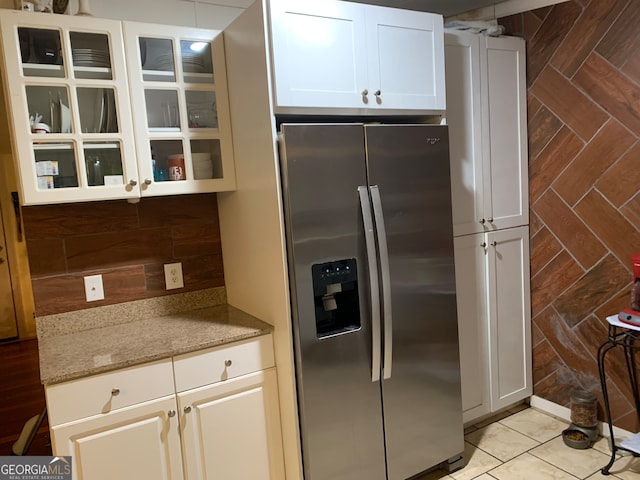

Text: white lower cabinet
xmin=454 ymin=232 xmax=490 ymax=422
xmin=51 ymin=395 xmax=183 ymax=480
xmin=178 ymin=368 xmax=284 ymax=480
xmin=455 ymin=226 xmax=532 ymax=423
xmin=46 ymin=335 xmax=283 ymax=480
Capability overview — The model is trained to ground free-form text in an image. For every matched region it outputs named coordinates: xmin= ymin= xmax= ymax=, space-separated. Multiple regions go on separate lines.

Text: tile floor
xmin=417 ymin=405 xmax=640 ymax=480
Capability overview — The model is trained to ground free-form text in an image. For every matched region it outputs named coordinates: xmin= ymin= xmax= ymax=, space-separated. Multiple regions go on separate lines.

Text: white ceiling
xmin=346 ymin=0 xmax=500 ymax=16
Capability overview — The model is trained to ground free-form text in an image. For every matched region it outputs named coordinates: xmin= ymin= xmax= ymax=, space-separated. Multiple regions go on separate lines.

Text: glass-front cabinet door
xmin=0 ymin=10 xmax=139 ymax=204
xmin=123 ymin=22 xmax=236 ymax=196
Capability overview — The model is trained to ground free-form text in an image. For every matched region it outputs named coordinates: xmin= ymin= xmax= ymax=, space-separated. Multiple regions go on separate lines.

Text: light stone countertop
xmin=37 ymin=288 xmax=273 ymax=385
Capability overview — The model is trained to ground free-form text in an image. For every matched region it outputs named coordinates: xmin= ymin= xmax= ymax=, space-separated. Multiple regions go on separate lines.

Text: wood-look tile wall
xmin=500 ymin=0 xmax=640 ymax=431
xmin=23 ymin=194 xmax=224 ymax=317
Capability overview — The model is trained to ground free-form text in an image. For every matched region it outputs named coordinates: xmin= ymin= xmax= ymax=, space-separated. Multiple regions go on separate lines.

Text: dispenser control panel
xmin=311 ymin=258 xmax=360 ymax=338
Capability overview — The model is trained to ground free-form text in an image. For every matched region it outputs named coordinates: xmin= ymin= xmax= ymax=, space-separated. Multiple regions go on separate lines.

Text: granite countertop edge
xmin=37 ymin=290 xmax=274 ymax=386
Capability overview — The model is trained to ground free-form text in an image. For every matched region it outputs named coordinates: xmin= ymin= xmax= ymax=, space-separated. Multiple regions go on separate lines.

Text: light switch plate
xmin=84 ymin=274 xmax=105 ymax=302
xmin=164 ymin=262 xmax=184 ymax=290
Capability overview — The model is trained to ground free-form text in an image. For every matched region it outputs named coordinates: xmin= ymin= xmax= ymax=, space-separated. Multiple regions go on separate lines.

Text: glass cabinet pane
xmin=77 ymin=87 xmax=118 ymax=133
xmin=141 ymin=37 xmax=175 ymax=82
xmin=19 ymin=27 xmax=64 ymax=78
xmin=186 ymin=90 xmax=217 ymax=129
xmin=180 ymin=40 xmax=213 ymax=84
xmin=191 ymin=139 xmax=222 ymax=180
xmin=34 ymin=143 xmax=77 ymax=189
xmin=26 ymin=86 xmax=71 ymax=134
xmin=150 ymin=140 xmax=184 ymax=181
xmin=70 ymin=32 xmax=113 ymax=80
xmin=84 ymin=142 xmax=124 ymax=186
xmin=145 ymin=90 xmax=180 ymax=130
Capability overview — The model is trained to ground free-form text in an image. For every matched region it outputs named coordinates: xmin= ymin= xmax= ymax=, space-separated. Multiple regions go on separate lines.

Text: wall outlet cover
xmin=84 ymin=274 xmax=105 ymax=302
xmin=164 ymin=262 xmax=184 ymax=290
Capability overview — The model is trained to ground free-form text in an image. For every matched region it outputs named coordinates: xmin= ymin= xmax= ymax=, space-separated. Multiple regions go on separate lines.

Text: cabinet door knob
xmin=143 ymin=178 xmax=152 ymax=185
xmin=224 ymin=359 xmax=232 ymax=367
xmin=184 ymin=406 xmax=192 ymax=414
xmin=362 ymin=89 xmax=369 ymax=96
xmin=479 ymin=218 xmax=486 ymax=224
xmin=128 ymin=179 xmax=137 ymax=187
xmin=111 ymin=388 xmax=120 ymax=396
xmin=488 ymin=217 xmax=494 ymax=223
xmin=490 ymin=241 xmax=497 ymax=247
xmin=374 ymin=89 xmax=381 ymax=96
xmin=168 ymin=409 xmax=176 ymax=417
xmin=480 ymin=242 xmax=487 ymax=248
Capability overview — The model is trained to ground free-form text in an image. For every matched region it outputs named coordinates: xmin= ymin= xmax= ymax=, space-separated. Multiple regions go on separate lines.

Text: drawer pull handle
xmin=168 ymin=409 xmax=176 ymax=417
xmin=184 ymin=406 xmax=192 ymax=414
xmin=225 ymin=359 xmax=232 ymax=367
xmin=111 ymin=388 xmax=120 ymax=396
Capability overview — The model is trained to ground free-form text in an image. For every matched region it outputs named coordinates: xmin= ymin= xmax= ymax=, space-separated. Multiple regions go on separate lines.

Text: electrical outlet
xmin=164 ymin=262 xmax=184 ymax=290
xmin=84 ymin=274 xmax=105 ymax=302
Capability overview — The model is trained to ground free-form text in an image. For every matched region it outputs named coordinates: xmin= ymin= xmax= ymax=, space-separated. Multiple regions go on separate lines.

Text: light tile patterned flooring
xmin=417 ymin=405 xmax=640 ymax=480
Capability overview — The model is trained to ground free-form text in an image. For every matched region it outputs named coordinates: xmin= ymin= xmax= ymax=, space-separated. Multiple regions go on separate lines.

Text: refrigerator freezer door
xmin=365 ymin=124 xmax=463 ymax=479
xmin=280 ymin=124 xmax=386 ymax=480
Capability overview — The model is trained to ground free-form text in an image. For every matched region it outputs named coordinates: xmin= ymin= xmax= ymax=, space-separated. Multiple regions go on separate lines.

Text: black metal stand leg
xmin=623 ymin=336 xmax=640 ymax=422
xmin=598 ymin=339 xmax=619 ymax=475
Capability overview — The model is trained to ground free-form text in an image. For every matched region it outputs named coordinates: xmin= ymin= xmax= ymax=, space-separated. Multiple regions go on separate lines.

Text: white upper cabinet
xmin=0 ymin=10 xmax=235 ymax=205
xmin=0 ymin=10 xmax=139 ymax=205
xmin=364 ymin=5 xmax=445 ymax=111
xmin=481 ymin=35 xmax=528 ymax=231
xmin=123 ymin=22 xmax=236 ymax=197
xmin=269 ymin=0 xmax=367 ymax=110
xmin=446 ymin=32 xmax=484 ymax=237
xmin=269 ymin=0 xmax=445 ymax=113
xmin=446 ymin=31 xmax=528 ymax=235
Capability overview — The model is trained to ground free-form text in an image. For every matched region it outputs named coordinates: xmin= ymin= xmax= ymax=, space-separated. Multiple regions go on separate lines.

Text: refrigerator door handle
xmin=358 ymin=186 xmax=381 ymax=383
xmin=370 ymin=185 xmax=393 ymax=380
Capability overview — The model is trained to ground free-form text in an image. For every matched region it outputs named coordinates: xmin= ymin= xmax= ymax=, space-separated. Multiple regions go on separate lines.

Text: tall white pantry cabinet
xmin=445 ymin=30 xmax=532 ymax=423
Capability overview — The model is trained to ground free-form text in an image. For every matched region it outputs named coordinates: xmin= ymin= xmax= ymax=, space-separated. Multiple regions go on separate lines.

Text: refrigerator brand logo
xmin=425 ymin=137 xmax=441 ymax=145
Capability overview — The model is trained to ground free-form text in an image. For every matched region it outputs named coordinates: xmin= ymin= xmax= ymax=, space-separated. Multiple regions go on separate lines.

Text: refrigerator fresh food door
xmin=365 ymin=124 xmax=463 ymax=479
xmin=279 ymin=123 xmax=386 ymax=480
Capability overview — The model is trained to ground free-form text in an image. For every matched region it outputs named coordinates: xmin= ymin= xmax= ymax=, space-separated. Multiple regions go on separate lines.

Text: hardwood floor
xmin=0 ymin=338 xmax=51 ymax=456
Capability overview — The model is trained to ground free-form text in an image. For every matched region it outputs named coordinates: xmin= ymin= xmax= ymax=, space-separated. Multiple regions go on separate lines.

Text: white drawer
xmin=173 ymin=334 xmax=274 ymax=392
xmin=46 ymin=358 xmax=175 ymax=426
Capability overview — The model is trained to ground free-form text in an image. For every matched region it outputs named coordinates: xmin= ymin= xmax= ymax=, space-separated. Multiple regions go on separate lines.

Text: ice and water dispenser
xmin=311 ymin=258 xmax=361 ymax=338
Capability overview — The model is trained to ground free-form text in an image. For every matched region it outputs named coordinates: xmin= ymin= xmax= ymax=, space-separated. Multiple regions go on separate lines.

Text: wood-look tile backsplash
xmin=500 ymin=0 xmax=640 ymax=432
xmin=22 ymin=193 xmax=224 ymax=316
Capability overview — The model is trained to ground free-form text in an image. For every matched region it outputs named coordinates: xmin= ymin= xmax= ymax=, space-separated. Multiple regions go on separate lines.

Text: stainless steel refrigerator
xmin=279 ymin=123 xmax=463 ymax=480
